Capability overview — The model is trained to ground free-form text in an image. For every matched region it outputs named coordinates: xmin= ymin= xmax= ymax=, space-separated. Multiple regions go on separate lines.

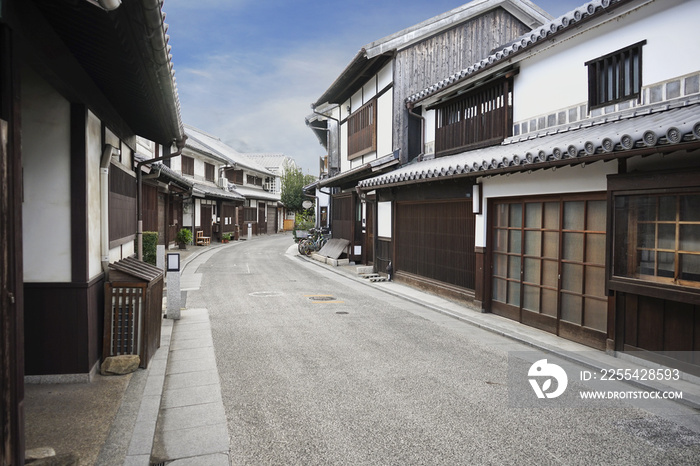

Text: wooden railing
xmin=348 ymin=99 xmax=376 ymax=159
xmin=435 ymin=78 xmax=511 ymax=157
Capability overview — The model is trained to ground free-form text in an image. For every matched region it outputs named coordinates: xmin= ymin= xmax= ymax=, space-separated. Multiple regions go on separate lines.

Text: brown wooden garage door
xmin=490 ymin=193 xmax=608 ymax=349
xmin=395 ymin=199 xmax=475 ymax=290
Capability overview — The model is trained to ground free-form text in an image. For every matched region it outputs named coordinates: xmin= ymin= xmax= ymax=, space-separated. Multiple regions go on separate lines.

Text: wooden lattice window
xmin=614 ymin=192 xmax=700 ymax=287
xmin=205 ymin=162 xmax=215 ymax=182
xmin=109 ymin=164 xmax=137 ymax=246
xmin=586 ymin=41 xmax=645 ymax=109
xmin=435 ymin=77 xmax=512 ymax=157
xmin=347 ymin=99 xmax=377 ymax=160
xmin=182 ymin=155 xmax=194 ymax=176
xmin=227 ymin=169 xmax=244 ymax=185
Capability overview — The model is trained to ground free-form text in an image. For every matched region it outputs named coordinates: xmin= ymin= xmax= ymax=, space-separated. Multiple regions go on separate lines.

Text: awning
xmin=320 ymin=153 xmax=400 ymax=189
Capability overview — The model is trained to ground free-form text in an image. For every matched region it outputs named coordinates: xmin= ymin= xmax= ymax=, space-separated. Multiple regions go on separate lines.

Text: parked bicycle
xmin=298 ymin=227 xmax=331 ymax=256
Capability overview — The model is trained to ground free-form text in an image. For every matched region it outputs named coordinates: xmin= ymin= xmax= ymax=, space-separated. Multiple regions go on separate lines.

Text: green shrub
xmin=142 ymin=231 xmax=159 ymax=266
xmin=294 ymin=211 xmax=315 ymax=232
xmin=176 ymin=228 xmax=192 ymax=244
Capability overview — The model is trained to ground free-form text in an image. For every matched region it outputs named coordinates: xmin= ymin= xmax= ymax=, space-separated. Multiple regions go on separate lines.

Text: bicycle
xmin=298 ymin=227 xmax=330 ymax=256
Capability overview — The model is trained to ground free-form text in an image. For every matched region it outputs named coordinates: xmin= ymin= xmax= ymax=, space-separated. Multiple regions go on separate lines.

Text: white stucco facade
xmin=22 ymin=67 xmax=72 ymax=282
xmin=340 ymin=62 xmax=394 ymax=174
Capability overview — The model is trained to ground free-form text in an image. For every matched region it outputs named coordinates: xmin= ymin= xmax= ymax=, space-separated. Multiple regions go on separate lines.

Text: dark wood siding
xmin=395 ymin=200 xmax=475 ymax=290
xmin=332 ymin=193 xmax=354 ymax=244
xmin=267 ymin=204 xmax=277 ymax=234
xmin=24 ymin=278 xmax=104 ymax=375
xmin=109 ymin=164 xmax=137 ymax=247
xmin=222 ymin=203 xmax=236 ymax=234
xmin=617 ymin=292 xmax=700 ymax=375
xmin=394 ymin=7 xmax=531 ymax=162
xmin=142 ymin=183 xmax=158 ymax=233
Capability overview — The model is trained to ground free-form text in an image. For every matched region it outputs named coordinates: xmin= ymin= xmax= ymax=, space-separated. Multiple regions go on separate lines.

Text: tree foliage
xmin=281 ymin=161 xmax=316 ymax=213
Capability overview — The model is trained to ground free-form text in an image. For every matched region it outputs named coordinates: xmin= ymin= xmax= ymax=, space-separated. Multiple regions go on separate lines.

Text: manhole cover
xmin=309 ymin=296 xmax=335 ymax=301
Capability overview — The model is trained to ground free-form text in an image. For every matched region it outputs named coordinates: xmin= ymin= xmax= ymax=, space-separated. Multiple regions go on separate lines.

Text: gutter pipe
xmin=310 ymin=104 xmax=341 ymax=230
xmin=136 ymin=135 xmax=188 ymax=261
xmin=407 ymin=102 xmax=425 ymax=161
xmin=101 ymin=144 xmax=120 ymax=273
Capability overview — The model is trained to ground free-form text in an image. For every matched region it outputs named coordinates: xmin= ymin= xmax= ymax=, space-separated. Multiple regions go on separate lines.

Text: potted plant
xmin=222 ymin=233 xmax=231 ymax=243
xmin=176 ymin=228 xmax=192 ymax=250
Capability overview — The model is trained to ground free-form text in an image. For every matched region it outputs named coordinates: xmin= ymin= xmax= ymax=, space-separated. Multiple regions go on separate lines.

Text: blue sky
xmin=163 ymin=0 xmax=586 ymax=175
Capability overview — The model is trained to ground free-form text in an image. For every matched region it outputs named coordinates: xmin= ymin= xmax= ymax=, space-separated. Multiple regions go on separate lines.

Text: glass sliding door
xmin=491 ymin=194 xmax=608 ymax=349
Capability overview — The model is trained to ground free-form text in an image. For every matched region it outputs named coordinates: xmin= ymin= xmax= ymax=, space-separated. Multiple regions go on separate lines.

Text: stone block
xmin=101 ymin=355 xmax=140 ymax=375
xmin=167 ymin=270 xmax=181 ymax=320
xmin=356 ymin=266 xmax=373 ymax=274
xmin=25 ymin=447 xmax=56 ymax=463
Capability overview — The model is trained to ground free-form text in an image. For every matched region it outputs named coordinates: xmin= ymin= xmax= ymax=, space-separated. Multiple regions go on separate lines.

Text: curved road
xmin=184 ymin=234 xmax=700 ymax=465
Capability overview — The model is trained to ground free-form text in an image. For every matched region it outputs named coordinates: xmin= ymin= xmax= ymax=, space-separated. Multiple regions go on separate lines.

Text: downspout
xmin=101 ymin=144 xmax=120 ymax=273
xmin=407 ymin=102 xmax=425 ymax=162
xmin=136 ymin=135 xmax=188 ymax=261
xmin=311 ymin=104 xmax=341 ymax=231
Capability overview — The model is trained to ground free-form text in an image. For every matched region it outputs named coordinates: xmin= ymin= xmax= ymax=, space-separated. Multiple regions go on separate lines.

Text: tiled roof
xmin=193 ymin=183 xmax=245 ymax=202
xmin=231 ymin=185 xmax=281 ymax=203
xmin=359 ymin=99 xmax=700 ymax=189
xmin=184 ymin=125 xmax=274 ymax=176
xmin=407 ymin=0 xmax=621 ymax=105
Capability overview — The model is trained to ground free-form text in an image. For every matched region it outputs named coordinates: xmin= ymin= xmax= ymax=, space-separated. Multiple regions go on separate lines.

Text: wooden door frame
xmin=1 ymin=21 xmax=25 ymax=465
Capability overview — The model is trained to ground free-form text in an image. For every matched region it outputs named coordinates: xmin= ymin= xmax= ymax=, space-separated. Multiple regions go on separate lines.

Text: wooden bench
xmin=195 ymin=230 xmax=210 ymax=246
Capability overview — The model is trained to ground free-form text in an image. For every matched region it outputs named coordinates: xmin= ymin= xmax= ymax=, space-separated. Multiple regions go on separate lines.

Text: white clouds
xmin=176 ymin=43 xmax=347 ymax=174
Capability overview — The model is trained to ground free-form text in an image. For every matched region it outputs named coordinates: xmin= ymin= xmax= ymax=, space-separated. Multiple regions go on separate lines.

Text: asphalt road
xmin=185 ymin=234 xmax=700 ymax=465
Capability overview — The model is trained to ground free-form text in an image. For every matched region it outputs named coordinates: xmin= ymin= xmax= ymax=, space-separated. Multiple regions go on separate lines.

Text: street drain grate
xmin=336 ymin=311 xmax=349 ymax=315
xmin=309 ymin=296 xmax=335 ymax=301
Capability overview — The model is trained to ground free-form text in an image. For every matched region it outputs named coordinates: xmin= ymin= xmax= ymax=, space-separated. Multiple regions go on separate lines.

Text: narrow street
xmin=184 ymin=234 xmax=700 ymax=465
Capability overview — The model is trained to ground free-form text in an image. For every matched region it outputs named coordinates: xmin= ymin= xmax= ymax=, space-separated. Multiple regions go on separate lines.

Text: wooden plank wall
xmin=395 ymin=199 xmax=475 ymax=290
xmin=393 ymin=8 xmax=531 ymax=162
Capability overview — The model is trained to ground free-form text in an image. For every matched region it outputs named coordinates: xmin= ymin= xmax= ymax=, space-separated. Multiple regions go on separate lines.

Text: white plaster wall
xmin=377 ymin=201 xmax=392 ymax=238
xmin=377 ymin=90 xmax=393 ymax=158
xmin=87 ymin=111 xmax=103 ymax=279
xmin=22 ymin=67 xmax=72 ymax=282
xmin=425 ymin=109 xmax=436 ymax=155
xmin=363 ymin=77 xmax=377 ymax=101
xmin=475 ymin=161 xmax=618 ymax=247
xmin=513 ymin=0 xmax=696 ymax=122
xmin=377 ymin=62 xmax=392 ymax=90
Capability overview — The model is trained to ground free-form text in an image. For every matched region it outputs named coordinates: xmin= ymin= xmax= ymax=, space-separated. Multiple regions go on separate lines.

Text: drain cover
xmin=309 ymin=296 xmax=335 ymax=301
xmin=336 ymin=311 xmax=349 ymax=315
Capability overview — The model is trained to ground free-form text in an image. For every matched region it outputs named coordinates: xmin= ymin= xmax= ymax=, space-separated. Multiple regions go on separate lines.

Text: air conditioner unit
xmin=218 ymin=177 xmax=228 ymax=189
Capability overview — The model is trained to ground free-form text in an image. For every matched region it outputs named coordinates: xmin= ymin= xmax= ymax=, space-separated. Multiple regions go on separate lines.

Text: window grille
xmin=586 ymin=41 xmax=645 ymax=109
xmin=348 ymin=99 xmax=377 ymax=160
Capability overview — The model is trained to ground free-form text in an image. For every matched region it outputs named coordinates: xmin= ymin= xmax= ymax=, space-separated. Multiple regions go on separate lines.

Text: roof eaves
xmin=360 ymin=100 xmax=700 ymax=190
xmin=406 ymin=0 xmax=630 ymax=106
xmin=365 ymin=0 xmax=552 ymax=58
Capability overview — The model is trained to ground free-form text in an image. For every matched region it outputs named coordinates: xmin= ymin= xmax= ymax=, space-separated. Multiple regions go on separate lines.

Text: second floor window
xmin=586 ymin=40 xmax=645 ymax=109
xmin=435 ymin=77 xmax=513 ymax=157
xmin=205 ymin=162 xmax=215 ymax=182
xmin=182 ymin=155 xmax=194 ymax=176
xmin=347 ymin=98 xmax=376 ymax=160
xmin=227 ymin=169 xmax=243 ymax=185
